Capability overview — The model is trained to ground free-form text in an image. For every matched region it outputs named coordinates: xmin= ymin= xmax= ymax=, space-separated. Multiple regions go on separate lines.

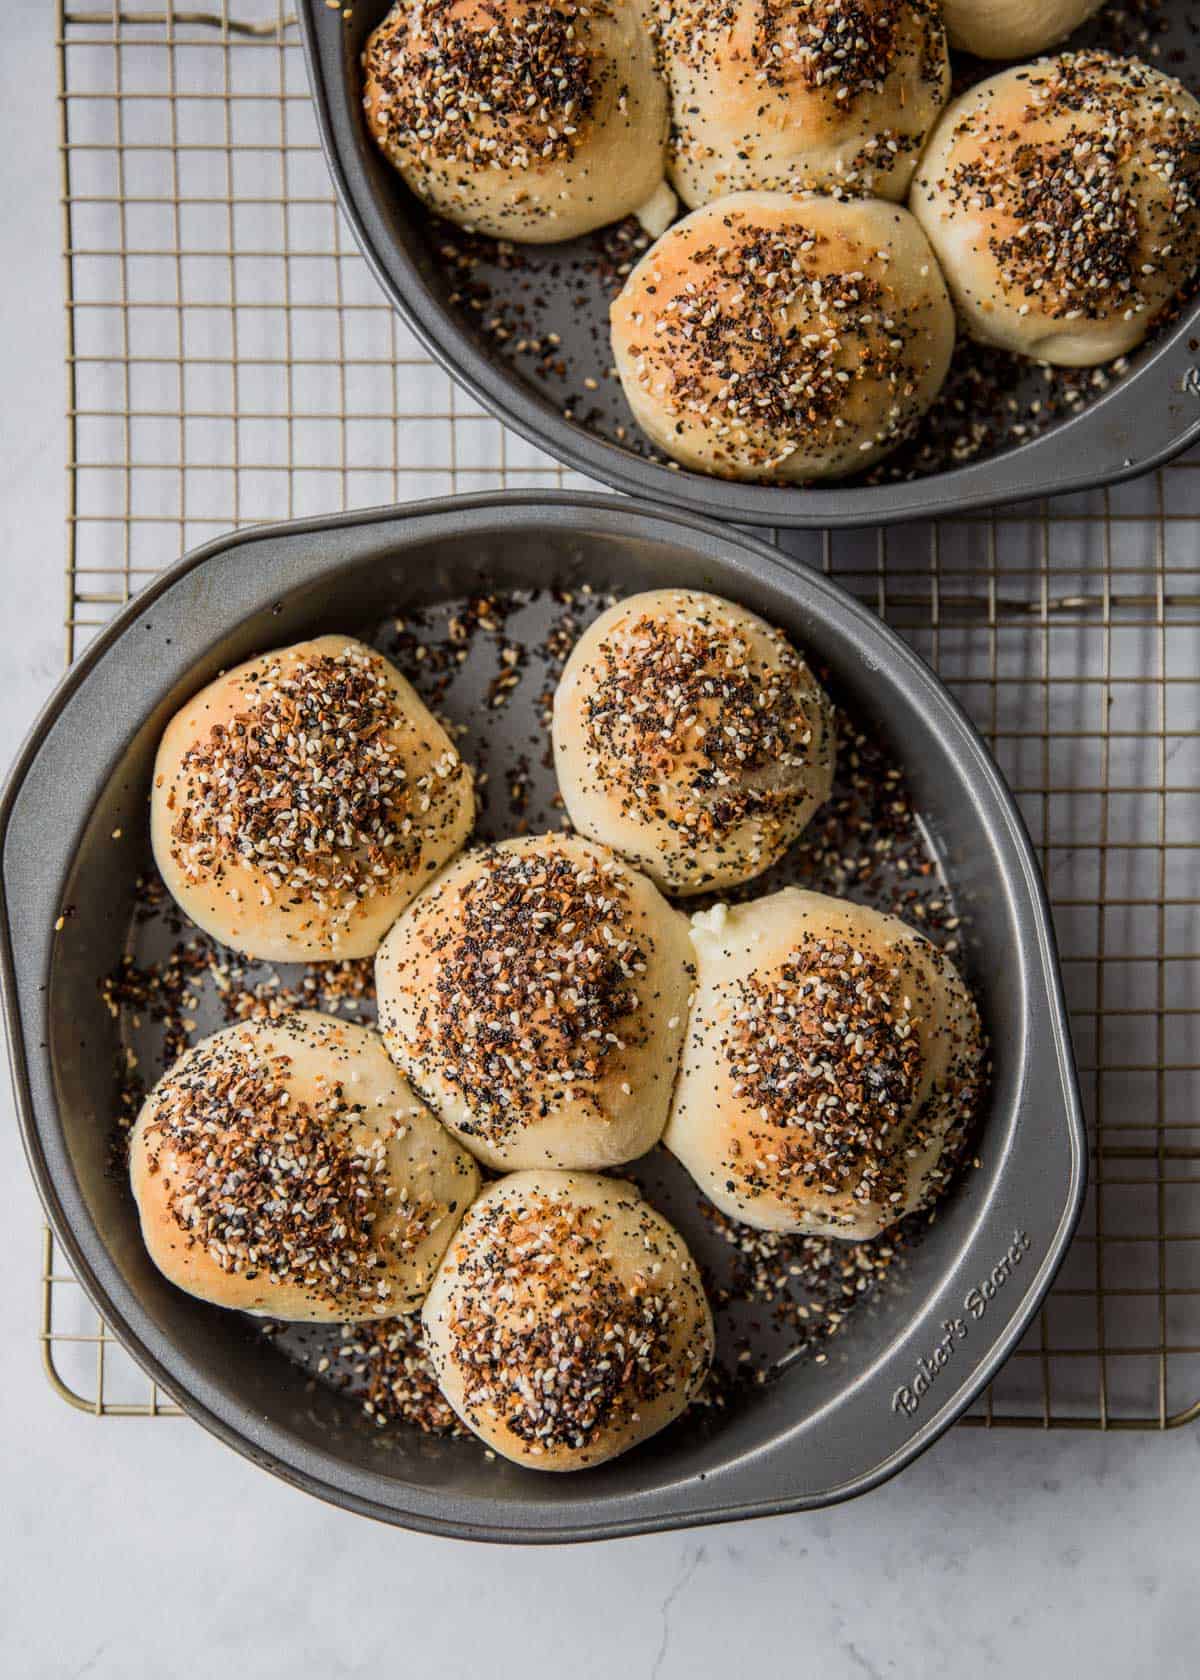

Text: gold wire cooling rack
xmin=42 ymin=0 xmax=1200 ymax=1429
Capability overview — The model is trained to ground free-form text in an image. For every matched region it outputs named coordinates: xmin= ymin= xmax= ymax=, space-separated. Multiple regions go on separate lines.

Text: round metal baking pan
xmin=297 ymin=1 xmax=1200 ymax=528
xmin=0 ymin=493 xmax=1085 ymax=1539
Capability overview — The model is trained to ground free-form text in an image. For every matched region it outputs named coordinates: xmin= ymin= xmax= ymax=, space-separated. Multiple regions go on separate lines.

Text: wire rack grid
xmin=40 ymin=0 xmax=1199 ymax=1430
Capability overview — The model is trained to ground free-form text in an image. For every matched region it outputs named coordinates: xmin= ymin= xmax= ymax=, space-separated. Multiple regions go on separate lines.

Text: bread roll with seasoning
xmin=941 ymin=0 xmax=1104 ymax=59
xmin=375 ymin=833 xmax=694 ymax=1171
xmin=911 ymin=52 xmax=1200 ymax=368
xmin=553 ymin=589 xmax=835 ymax=895
xmin=362 ymin=0 xmax=676 ymax=243
xmin=151 ymin=634 xmax=473 ymax=962
xmin=129 ymin=1013 xmax=482 ymax=1321
xmin=610 ymin=192 xmax=955 ymax=481
xmin=659 ymin=0 xmax=950 ymax=210
xmin=422 ymin=1170 xmax=714 ymax=1469
xmin=664 ymin=888 xmax=985 ymax=1238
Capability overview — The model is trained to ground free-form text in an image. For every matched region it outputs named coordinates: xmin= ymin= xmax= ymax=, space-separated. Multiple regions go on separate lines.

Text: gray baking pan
xmin=0 ymin=493 xmax=1085 ymax=1540
xmin=297 ymin=0 xmax=1200 ymax=528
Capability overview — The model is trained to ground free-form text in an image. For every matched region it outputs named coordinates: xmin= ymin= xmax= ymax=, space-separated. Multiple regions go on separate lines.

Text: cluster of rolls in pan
xmin=361 ymin=0 xmax=1200 ymax=482
xmin=132 ymin=589 xmax=985 ymax=1470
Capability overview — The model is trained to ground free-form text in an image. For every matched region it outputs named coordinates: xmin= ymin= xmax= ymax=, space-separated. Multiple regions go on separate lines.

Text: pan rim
xmin=295 ymin=0 xmax=1200 ymax=529
xmin=0 ymin=491 xmax=1088 ymax=1540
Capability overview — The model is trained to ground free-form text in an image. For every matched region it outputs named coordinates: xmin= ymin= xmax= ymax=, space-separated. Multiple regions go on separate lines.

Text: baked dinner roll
xmin=912 ymin=52 xmax=1200 ymax=368
xmin=658 ymin=0 xmax=950 ymax=208
xmin=129 ymin=1013 xmax=482 ymax=1321
xmin=422 ymin=1170 xmax=714 ymax=1468
xmin=152 ymin=634 xmax=473 ymax=962
xmin=941 ymin=0 xmax=1104 ymax=60
xmin=610 ymin=192 xmax=955 ymax=480
xmin=362 ymin=0 xmax=675 ymax=243
xmin=664 ymin=889 xmax=984 ymax=1238
xmin=553 ymin=589 xmax=835 ymax=895
xmin=375 ymin=833 xmax=694 ymax=1171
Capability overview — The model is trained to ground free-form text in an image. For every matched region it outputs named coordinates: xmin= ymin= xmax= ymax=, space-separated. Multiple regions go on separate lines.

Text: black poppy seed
xmin=940 ymin=51 xmax=1200 ymax=323
xmin=442 ymin=1191 xmax=707 ymax=1452
xmin=142 ymin=1034 xmax=394 ymax=1308
xmin=404 ymin=843 xmax=651 ymax=1141
xmin=577 ymin=601 xmax=829 ymax=865
xmin=170 ymin=645 xmax=461 ymax=913
xmin=722 ymin=934 xmax=923 ymax=1206
xmin=364 ymin=0 xmax=607 ymax=174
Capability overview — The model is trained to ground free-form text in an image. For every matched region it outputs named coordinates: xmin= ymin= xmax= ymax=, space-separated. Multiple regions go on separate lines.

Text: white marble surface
xmin=1 ymin=4 xmax=1196 ymax=1674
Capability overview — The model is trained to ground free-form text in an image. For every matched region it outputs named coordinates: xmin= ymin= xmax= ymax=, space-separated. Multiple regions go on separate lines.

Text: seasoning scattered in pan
xmin=418 ymin=1 xmax=1200 ymax=487
xmin=104 ymin=583 xmax=970 ymax=1440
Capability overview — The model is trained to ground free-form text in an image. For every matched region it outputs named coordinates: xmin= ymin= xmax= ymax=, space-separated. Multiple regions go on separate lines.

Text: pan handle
xmin=907 ymin=317 xmax=1200 ymax=514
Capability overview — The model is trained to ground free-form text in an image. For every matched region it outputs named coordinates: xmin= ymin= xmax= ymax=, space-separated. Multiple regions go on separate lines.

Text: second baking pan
xmin=1 ymin=492 xmax=1085 ymax=1538
xmin=298 ymin=0 xmax=1200 ymax=528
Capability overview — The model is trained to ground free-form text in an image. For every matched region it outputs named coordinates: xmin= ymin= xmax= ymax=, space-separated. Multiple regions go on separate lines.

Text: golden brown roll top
xmin=658 ymin=0 xmax=950 ymax=208
xmin=421 ymin=1170 xmax=714 ymax=1468
xmin=363 ymin=0 xmax=674 ymax=242
xmin=940 ymin=0 xmax=1104 ymax=60
xmin=664 ymin=888 xmax=985 ymax=1238
xmin=375 ymin=833 xmax=695 ymax=1170
xmin=128 ymin=1013 xmax=482 ymax=1321
xmin=553 ymin=588 xmax=835 ymax=894
xmin=912 ymin=52 xmax=1200 ymax=367
xmin=610 ymin=191 xmax=956 ymax=481
xmin=151 ymin=634 xmax=474 ymax=962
